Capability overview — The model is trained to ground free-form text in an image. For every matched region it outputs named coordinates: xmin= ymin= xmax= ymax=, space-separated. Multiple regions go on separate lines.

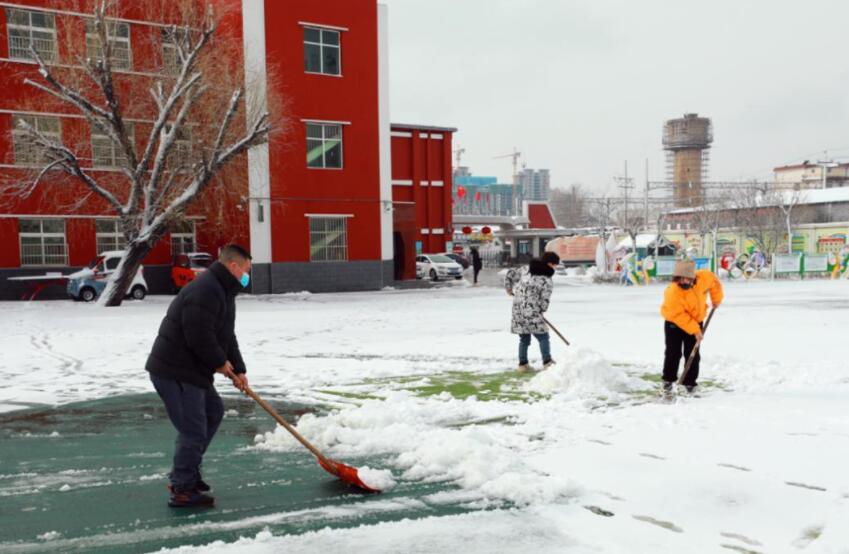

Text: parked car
xmin=67 ymin=251 xmax=148 ymax=302
xmin=171 ymin=252 xmax=214 ymax=292
xmin=416 ymin=254 xmax=464 ymax=281
xmin=442 ymin=252 xmax=470 ymax=270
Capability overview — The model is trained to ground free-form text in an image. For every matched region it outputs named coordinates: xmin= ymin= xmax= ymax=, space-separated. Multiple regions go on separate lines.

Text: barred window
xmin=6 ymin=8 xmax=56 ymax=62
xmin=170 ymin=220 xmax=196 ymax=255
xmin=306 ymin=123 xmax=343 ymax=169
xmin=170 ymin=126 xmax=193 ymax=168
xmin=95 ymin=219 xmax=126 ymax=253
xmin=91 ymin=122 xmax=134 ymax=168
xmin=19 ymin=218 xmax=67 ymax=266
xmin=161 ymin=27 xmax=188 ymax=74
xmin=86 ymin=19 xmax=131 ymax=70
xmin=12 ymin=114 xmax=61 ymax=166
xmin=303 ymin=27 xmax=340 ymax=76
xmin=309 ymin=217 xmax=348 ymax=262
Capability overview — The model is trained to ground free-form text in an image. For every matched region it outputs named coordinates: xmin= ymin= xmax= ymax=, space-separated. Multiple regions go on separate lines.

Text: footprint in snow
xmin=632 ymin=515 xmax=683 ymax=533
xmin=586 ymin=439 xmax=612 ymax=446
xmin=720 ymin=532 xmax=761 ymax=546
xmin=584 ymin=505 xmax=614 ymax=517
xmin=638 ymin=452 xmax=666 ymax=460
xmin=785 ymin=481 xmax=827 ymax=492
xmin=717 ymin=463 xmax=752 ymax=472
xmin=791 ymin=525 xmax=824 ymax=548
xmin=720 ymin=545 xmax=763 ymax=554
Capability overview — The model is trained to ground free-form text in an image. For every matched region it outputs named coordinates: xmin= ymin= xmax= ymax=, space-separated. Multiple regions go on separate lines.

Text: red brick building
xmin=0 ymin=0 xmax=455 ymax=298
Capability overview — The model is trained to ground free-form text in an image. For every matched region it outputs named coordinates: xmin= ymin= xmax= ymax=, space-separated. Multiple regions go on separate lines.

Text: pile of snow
xmin=356 ymin=466 xmax=397 ymax=491
xmin=526 ymin=348 xmax=639 ymax=399
xmin=252 ymin=392 xmax=579 ymax=507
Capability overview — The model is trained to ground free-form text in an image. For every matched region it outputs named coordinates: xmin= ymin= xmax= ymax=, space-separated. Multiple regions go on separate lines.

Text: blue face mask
xmin=239 ymin=272 xmax=250 ymax=288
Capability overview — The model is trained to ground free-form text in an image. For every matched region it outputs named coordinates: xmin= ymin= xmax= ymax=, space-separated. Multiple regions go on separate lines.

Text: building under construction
xmin=663 ymin=113 xmax=713 ymax=207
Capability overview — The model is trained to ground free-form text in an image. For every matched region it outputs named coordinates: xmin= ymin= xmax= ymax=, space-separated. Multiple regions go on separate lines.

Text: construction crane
xmin=453 ymin=147 xmax=466 ymax=169
xmin=493 ymin=147 xmax=522 ymax=215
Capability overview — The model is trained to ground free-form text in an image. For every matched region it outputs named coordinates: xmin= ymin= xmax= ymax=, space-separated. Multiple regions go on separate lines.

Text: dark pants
xmin=519 ymin=332 xmax=551 ymax=365
xmin=663 ymin=321 xmax=701 ymax=386
xmin=150 ymin=374 xmax=224 ymax=492
xmin=473 ymin=267 xmax=481 ymax=283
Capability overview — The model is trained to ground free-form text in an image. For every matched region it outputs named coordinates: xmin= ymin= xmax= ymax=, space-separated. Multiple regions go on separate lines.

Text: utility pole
xmin=816 ymin=150 xmax=838 ymax=189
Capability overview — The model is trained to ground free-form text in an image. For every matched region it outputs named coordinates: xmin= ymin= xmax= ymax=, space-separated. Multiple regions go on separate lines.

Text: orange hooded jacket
xmin=660 ymin=269 xmax=723 ymax=335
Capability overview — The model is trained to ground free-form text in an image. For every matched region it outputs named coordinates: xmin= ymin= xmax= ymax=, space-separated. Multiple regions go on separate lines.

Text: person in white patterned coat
xmin=504 ymin=251 xmax=560 ymax=372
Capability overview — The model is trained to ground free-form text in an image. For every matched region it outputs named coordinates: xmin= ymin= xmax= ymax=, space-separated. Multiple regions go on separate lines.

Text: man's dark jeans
xmin=663 ymin=321 xmax=701 ymax=386
xmin=150 ymin=374 xmax=224 ymax=492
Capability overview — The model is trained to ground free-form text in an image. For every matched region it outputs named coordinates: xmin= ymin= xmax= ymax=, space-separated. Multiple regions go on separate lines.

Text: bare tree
xmin=7 ymin=1 xmax=275 ymax=306
xmin=728 ymin=184 xmax=782 ymax=254
xmin=550 ymin=184 xmax=587 ymax=228
xmin=772 ymin=187 xmax=805 ymax=255
xmin=689 ymin=192 xmax=731 ymax=259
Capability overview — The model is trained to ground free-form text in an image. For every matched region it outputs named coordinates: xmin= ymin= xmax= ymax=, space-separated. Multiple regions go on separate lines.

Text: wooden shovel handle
xmin=242 ymin=385 xmax=331 ymax=466
xmin=543 ymin=316 xmax=571 ymax=346
xmin=677 ymin=306 xmax=717 ymax=386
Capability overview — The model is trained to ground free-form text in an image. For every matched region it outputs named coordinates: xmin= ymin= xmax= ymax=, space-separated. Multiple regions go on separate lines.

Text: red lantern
xmin=474 ymin=191 xmax=481 ymax=201
xmin=481 ymin=226 xmax=492 ymax=235
xmin=462 ymin=226 xmax=472 ymax=235
xmin=457 ymin=186 xmax=466 ymax=199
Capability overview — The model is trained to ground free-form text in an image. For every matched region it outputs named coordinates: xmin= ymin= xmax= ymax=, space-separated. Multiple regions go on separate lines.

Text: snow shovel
xmin=543 ymin=316 xmax=571 ymax=346
xmin=677 ymin=306 xmax=717 ymax=386
xmin=237 ymin=379 xmax=380 ymax=493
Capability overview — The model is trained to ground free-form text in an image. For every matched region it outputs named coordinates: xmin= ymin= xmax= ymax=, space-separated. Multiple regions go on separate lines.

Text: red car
xmin=171 ymin=252 xmax=214 ymax=292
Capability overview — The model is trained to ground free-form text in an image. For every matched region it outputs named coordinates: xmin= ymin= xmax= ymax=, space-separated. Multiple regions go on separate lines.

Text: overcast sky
xmin=382 ymin=0 xmax=849 ymax=193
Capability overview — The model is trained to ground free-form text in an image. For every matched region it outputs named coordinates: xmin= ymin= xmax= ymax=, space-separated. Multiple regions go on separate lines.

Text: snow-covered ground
xmin=1 ymin=278 xmax=848 ymax=552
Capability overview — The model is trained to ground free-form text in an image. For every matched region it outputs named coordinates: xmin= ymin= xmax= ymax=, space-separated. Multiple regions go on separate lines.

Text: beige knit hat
xmin=673 ymin=260 xmax=696 ymax=279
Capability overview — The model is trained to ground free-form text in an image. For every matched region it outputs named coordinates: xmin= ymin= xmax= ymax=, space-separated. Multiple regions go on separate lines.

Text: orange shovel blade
xmin=318 ymin=457 xmax=381 ymax=493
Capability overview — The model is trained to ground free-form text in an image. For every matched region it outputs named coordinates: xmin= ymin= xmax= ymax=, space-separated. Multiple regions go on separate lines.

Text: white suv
xmin=416 ymin=254 xmax=464 ymax=281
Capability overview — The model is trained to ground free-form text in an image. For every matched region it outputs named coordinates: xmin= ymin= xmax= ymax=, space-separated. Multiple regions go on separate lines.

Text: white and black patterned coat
xmin=504 ymin=260 xmax=554 ymax=334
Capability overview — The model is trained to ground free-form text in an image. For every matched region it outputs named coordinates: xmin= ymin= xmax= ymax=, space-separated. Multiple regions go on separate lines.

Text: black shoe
xmin=168 ymin=479 xmax=211 ymax=494
xmin=662 ymin=381 xmax=674 ymax=392
xmin=168 ymin=489 xmax=215 ymax=508
xmin=684 ymin=385 xmax=697 ymax=394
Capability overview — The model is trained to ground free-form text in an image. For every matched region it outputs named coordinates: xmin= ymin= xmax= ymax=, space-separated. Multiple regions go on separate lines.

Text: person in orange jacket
xmin=660 ymin=259 xmax=723 ymax=393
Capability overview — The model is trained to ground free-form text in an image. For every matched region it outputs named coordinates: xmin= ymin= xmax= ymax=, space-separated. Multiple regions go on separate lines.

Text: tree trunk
xmin=98 ymin=242 xmax=153 ymax=307
xmin=98 ymin=224 xmax=167 ymax=306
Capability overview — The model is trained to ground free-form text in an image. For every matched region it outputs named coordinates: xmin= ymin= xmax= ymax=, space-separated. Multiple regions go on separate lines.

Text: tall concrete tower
xmin=662 ymin=113 xmax=713 ymax=207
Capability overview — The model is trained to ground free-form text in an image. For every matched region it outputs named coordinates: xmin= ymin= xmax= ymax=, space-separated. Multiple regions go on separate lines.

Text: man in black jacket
xmin=146 ymin=244 xmax=252 ymax=507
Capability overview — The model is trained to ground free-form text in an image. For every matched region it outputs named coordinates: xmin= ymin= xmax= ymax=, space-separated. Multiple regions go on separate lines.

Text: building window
xmin=6 ymin=8 xmax=56 ymax=62
xmin=92 ymin=122 xmax=134 ymax=168
xmin=95 ymin=219 xmax=125 ymax=253
xmin=171 ymin=127 xmax=193 ymax=168
xmin=12 ymin=114 xmax=61 ymax=166
xmin=161 ymin=27 xmax=187 ymax=74
xmin=303 ymin=27 xmax=340 ymax=75
xmin=19 ymin=218 xmax=67 ymax=266
xmin=170 ymin=220 xmax=196 ymax=255
xmin=306 ymin=123 xmax=343 ymax=169
xmin=309 ymin=217 xmax=348 ymax=262
xmin=86 ymin=20 xmax=132 ymax=71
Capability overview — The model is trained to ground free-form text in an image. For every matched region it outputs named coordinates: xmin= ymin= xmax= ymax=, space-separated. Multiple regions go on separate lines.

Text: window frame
xmin=11 ymin=114 xmax=61 ymax=166
xmin=170 ymin=220 xmax=196 ymax=256
xmin=305 ymin=122 xmax=343 ymax=170
xmin=303 ymin=26 xmax=341 ymax=76
xmin=161 ymin=27 xmax=188 ymax=75
xmin=85 ymin=19 xmax=132 ymax=71
xmin=309 ymin=216 xmax=348 ymax=262
xmin=19 ymin=218 xmax=68 ymax=267
xmin=91 ymin=121 xmax=134 ymax=168
xmin=95 ymin=219 xmax=126 ymax=253
xmin=6 ymin=8 xmax=57 ymax=63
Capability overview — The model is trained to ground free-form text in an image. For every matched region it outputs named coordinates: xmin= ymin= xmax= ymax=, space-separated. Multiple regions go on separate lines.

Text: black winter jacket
xmin=145 ymin=262 xmax=247 ymax=388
